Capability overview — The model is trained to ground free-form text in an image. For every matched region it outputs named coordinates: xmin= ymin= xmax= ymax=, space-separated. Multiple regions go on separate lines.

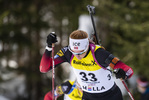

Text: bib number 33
xmin=79 ymin=72 xmax=97 ymax=82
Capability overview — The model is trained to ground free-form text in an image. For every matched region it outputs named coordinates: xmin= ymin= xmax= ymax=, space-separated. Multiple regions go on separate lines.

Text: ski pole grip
xmin=87 ymin=5 xmax=95 ymax=14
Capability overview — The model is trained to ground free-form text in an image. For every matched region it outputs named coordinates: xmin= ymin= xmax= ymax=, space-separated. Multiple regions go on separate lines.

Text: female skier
xmin=40 ymin=30 xmax=133 ymax=100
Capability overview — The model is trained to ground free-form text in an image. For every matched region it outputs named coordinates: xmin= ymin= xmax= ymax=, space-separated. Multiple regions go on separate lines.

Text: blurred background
xmin=0 ymin=0 xmax=149 ymax=100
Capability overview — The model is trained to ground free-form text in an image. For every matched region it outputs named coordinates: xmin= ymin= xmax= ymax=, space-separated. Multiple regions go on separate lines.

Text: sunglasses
xmin=68 ymin=46 xmax=88 ymax=55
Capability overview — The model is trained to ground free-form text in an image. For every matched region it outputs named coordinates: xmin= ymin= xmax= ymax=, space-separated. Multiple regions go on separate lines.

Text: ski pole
xmin=121 ymin=79 xmax=135 ymax=100
xmin=87 ymin=5 xmax=100 ymax=45
xmin=52 ymin=43 xmax=55 ymax=100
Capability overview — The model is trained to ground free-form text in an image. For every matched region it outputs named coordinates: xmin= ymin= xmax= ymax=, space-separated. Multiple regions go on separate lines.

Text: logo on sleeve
xmin=57 ymin=50 xmax=64 ymax=57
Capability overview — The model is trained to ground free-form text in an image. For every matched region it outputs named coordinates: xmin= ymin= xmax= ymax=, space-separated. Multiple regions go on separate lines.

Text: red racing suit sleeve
xmin=40 ymin=50 xmax=52 ymax=73
xmin=40 ymin=47 xmax=69 ymax=73
xmin=105 ymin=55 xmax=133 ymax=79
xmin=113 ymin=61 xmax=133 ymax=79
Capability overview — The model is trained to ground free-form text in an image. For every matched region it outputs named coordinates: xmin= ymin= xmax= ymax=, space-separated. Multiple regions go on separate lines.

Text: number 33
xmin=79 ymin=72 xmax=97 ymax=81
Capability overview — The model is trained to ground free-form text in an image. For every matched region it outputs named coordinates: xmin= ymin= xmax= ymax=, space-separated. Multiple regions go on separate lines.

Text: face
xmin=137 ymin=84 xmax=146 ymax=93
xmin=68 ymin=37 xmax=89 ymax=60
xmin=71 ymin=47 xmax=89 ymax=60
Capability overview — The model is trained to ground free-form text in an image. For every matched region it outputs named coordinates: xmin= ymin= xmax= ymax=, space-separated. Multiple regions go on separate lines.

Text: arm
xmin=40 ymin=49 xmax=52 ymax=73
xmin=105 ymin=54 xmax=133 ymax=79
xmin=40 ymin=48 xmax=68 ymax=73
xmin=39 ymin=33 xmax=67 ymax=73
xmin=95 ymin=48 xmax=133 ymax=79
xmin=113 ymin=61 xmax=133 ymax=79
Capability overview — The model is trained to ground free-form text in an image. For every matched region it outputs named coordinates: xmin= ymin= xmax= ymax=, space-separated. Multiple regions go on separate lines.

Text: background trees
xmin=0 ymin=0 xmax=149 ymax=100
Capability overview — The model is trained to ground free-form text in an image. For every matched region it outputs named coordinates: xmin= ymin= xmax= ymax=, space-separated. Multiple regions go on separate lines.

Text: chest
xmin=70 ymin=51 xmax=101 ymax=71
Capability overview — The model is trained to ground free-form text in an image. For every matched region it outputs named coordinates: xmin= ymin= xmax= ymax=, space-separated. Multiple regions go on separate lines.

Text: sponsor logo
xmin=73 ymin=42 xmax=80 ymax=46
xmin=56 ymin=50 xmax=64 ymax=57
xmin=82 ymin=86 xmax=105 ymax=91
xmin=88 ymin=86 xmax=92 ymax=91
xmin=73 ymin=60 xmax=97 ymax=66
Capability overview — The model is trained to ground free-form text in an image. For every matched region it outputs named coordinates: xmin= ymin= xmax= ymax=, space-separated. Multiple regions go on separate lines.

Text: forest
xmin=0 ymin=0 xmax=149 ymax=100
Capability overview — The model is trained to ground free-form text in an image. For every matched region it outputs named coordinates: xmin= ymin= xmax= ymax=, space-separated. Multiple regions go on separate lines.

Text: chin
xmin=76 ymin=57 xmax=82 ymax=60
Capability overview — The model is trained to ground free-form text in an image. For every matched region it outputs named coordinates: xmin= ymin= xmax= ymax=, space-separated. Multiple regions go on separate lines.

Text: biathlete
xmin=40 ymin=30 xmax=134 ymax=100
xmin=44 ymin=80 xmax=82 ymax=100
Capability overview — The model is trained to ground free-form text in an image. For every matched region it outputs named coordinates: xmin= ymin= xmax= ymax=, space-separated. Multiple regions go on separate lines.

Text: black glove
xmin=61 ymin=81 xmax=72 ymax=94
xmin=47 ymin=32 xmax=58 ymax=47
xmin=114 ymin=68 xmax=126 ymax=79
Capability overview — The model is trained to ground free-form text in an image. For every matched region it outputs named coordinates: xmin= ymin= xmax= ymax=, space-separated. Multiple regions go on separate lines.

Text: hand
xmin=114 ymin=68 xmax=127 ymax=80
xmin=47 ymin=32 xmax=58 ymax=47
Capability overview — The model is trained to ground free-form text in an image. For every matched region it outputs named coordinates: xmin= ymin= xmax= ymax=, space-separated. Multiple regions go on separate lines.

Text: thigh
xmin=104 ymin=86 xmax=123 ymax=100
xmin=82 ymin=92 xmax=92 ymax=100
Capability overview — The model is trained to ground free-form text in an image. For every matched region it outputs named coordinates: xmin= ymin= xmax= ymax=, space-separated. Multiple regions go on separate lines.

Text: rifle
xmin=87 ymin=5 xmax=100 ymax=45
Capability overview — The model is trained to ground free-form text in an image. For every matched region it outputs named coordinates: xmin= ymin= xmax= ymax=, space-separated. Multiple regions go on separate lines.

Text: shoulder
xmin=61 ymin=46 xmax=69 ymax=53
xmin=89 ymin=43 xmax=110 ymax=57
xmin=93 ymin=45 xmax=112 ymax=66
xmin=94 ymin=45 xmax=110 ymax=55
xmin=89 ymin=43 xmax=105 ymax=51
xmin=95 ymin=45 xmax=105 ymax=51
xmin=56 ymin=46 xmax=72 ymax=61
xmin=56 ymin=46 xmax=70 ymax=56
